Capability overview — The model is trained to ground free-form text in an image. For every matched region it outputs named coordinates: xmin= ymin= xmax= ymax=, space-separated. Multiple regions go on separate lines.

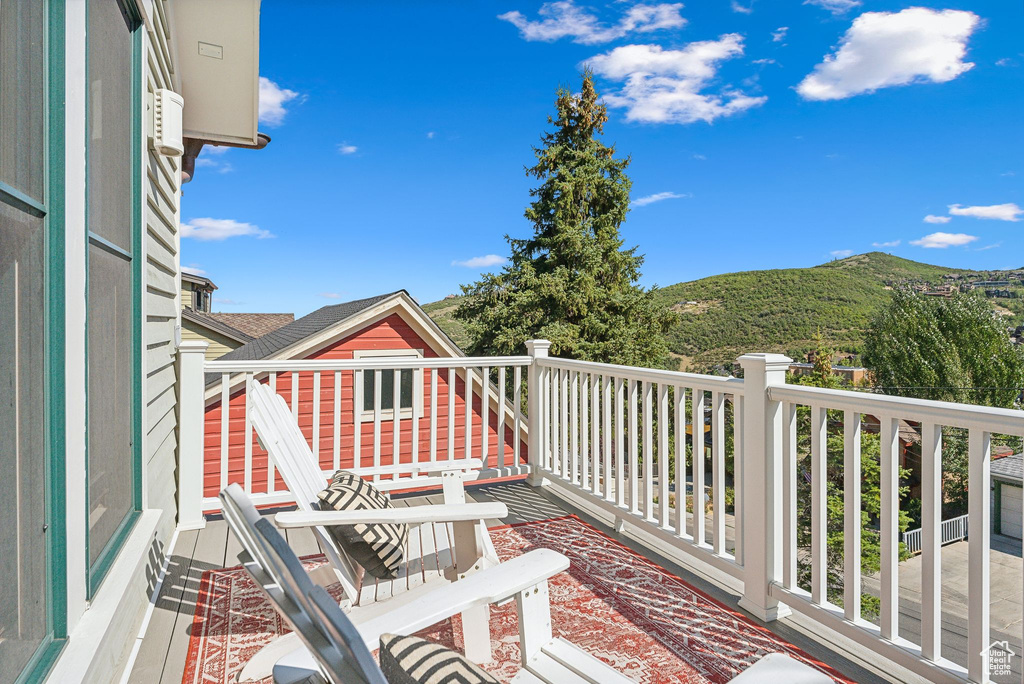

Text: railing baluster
xmin=464 ymin=368 xmax=473 ymax=461
xmin=392 ymin=367 xmax=401 ymax=468
xmin=312 ymin=371 xmax=321 ymax=465
xmin=430 ymin=368 xmax=438 ymax=462
xmin=513 ymin=365 xmax=522 ymax=466
xmin=642 ymin=381 xmax=654 ymax=521
xmin=411 ymin=367 xmax=420 ymax=465
xmin=570 ymin=371 xmax=579 ymax=483
xmin=692 ymin=388 xmax=706 ymax=546
xmin=332 ymin=371 xmax=341 ymax=472
xmin=561 ymin=369 xmax=569 ymax=478
xmin=268 ymin=372 xmax=277 ymax=492
xmin=481 ymin=365 xmax=490 ymax=470
xmin=497 ymin=366 xmax=506 ymax=469
xmin=880 ymin=416 xmax=899 ymax=638
xmin=920 ymin=421 xmax=942 ymax=660
xmin=220 ymin=372 xmax=230 ymax=492
xmin=628 ymin=379 xmax=639 ymax=514
xmin=843 ymin=410 xmax=862 ymax=622
xmin=811 ymin=405 xmax=827 ymax=604
xmin=591 ymin=373 xmax=601 ymax=494
xmin=711 ymin=391 xmax=725 ymax=554
xmin=614 ymin=377 xmax=624 ymax=506
xmin=580 ymin=372 xmax=589 ymax=489
xmin=602 ymin=375 xmax=612 ymax=500
xmin=448 ymin=367 xmax=455 ymax=461
xmin=543 ymin=366 xmax=552 ymax=470
xmin=244 ymin=373 xmax=254 ymax=492
xmin=551 ymin=368 xmax=560 ymax=475
xmin=674 ymin=385 xmax=685 ymax=536
xmin=967 ymin=428 xmax=991 ymax=681
xmin=733 ymin=395 xmax=743 ymax=563
xmin=373 ymin=369 xmax=382 ymax=473
xmin=658 ymin=383 xmax=669 ymax=528
xmin=353 ymin=370 xmax=362 ymax=469
xmin=782 ymin=401 xmax=796 ymax=589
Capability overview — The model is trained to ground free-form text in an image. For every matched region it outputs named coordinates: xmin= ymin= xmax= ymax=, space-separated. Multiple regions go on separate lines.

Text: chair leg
xmin=452 ymin=519 xmax=492 ymax=663
xmin=515 ymin=580 xmax=553 ymax=666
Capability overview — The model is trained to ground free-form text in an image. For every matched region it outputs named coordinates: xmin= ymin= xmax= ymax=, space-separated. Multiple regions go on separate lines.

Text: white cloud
xmin=730 ymin=1 xmax=753 ymax=15
xmin=796 ymin=9 xmax=979 ymax=101
xmin=752 ymin=58 xmax=775 ymax=65
xmin=337 ymin=143 xmax=358 ymax=155
xmin=996 ymin=58 xmax=1013 ymax=67
xmin=586 ymin=37 xmax=767 ymax=124
xmin=194 ymin=157 xmax=219 ymax=168
xmin=692 ymin=153 xmax=707 ymax=160
xmin=633 ymin=191 xmax=689 ymax=206
xmin=830 ymin=249 xmax=853 ymax=257
xmin=948 ymin=203 xmax=1023 ymax=222
xmin=181 ymin=264 xmax=207 ymax=276
xmin=452 ymin=254 xmax=508 ymax=268
xmin=923 ymin=214 xmax=952 ymax=224
xmin=318 ymin=292 xmax=343 ymax=299
xmin=259 ymin=76 xmax=300 ymax=126
xmin=976 ymin=242 xmax=1001 ymax=251
xmin=872 ymin=240 xmax=900 ymax=247
xmin=910 ymin=232 xmax=977 ymax=248
xmin=772 ymin=27 xmax=788 ymax=43
xmin=214 ymin=298 xmax=242 ymax=306
xmin=427 ymin=131 xmax=436 ymax=139
xmin=804 ymin=0 xmax=861 ymax=15
xmin=180 ymin=218 xmax=274 ymax=242
xmin=499 ymin=1 xmax=685 ymax=45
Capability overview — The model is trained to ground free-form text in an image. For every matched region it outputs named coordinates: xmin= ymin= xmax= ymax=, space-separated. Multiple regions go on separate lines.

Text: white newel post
xmin=177 ymin=340 xmax=209 ymax=530
xmin=737 ymin=353 xmax=792 ymax=622
xmin=525 ymin=339 xmax=550 ymax=487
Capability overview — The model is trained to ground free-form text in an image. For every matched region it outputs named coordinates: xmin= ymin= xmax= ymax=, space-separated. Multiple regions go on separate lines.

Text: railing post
xmin=525 ymin=339 xmax=551 ymax=487
xmin=737 ymin=353 xmax=792 ymax=622
xmin=177 ymin=340 xmax=209 ymax=530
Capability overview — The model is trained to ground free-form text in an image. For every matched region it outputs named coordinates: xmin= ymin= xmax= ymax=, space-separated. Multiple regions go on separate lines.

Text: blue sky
xmin=181 ymin=1 xmax=1023 ymax=316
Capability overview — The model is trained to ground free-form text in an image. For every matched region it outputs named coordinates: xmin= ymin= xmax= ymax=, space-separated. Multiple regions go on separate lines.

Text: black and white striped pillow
xmin=317 ymin=471 xmax=407 ymax=580
xmin=379 ymin=634 xmax=499 ymax=684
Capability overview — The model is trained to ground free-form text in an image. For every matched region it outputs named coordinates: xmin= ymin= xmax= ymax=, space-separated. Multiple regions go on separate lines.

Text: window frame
xmin=353 ymin=348 xmax=424 ymax=422
xmin=82 ymin=0 xmax=143 ymax=599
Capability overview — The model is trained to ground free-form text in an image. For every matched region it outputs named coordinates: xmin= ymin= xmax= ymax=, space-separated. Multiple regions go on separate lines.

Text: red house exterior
xmin=201 ymin=292 xmax=527 ymax=502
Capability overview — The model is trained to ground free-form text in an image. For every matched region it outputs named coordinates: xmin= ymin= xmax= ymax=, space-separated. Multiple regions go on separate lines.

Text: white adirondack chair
xmin=221 ymin=484 xmax=639 ymax=684
xmin=238 ymin=380 xmax=503 ymax=681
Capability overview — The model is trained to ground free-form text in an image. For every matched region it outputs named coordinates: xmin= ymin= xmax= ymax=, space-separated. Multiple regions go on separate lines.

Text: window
xmin=354 ymin=349 xmax=423 ymax=419
xmin=0 ymin=0 xmax=65 ymax=679
xmin=85 ymin=0 xmax=141 ymax=594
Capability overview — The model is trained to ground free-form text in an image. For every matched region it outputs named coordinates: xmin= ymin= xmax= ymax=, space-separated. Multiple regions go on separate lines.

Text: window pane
xmin=87 ymin=245 xmax=134 ymax=564
xmin=399 ymin=370 xmax=413 ymax=409
xmin=87 ymin=0 xmax=133 ymax=251
xmin=0 ymin=0 xmax=45 ymax=201
xmin=0 ymin=203 xmax=48 ymax=681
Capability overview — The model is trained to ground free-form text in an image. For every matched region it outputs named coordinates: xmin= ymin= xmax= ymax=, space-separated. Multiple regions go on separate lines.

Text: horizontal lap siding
xmin=201 ymin=313 xmax=528 ymax=498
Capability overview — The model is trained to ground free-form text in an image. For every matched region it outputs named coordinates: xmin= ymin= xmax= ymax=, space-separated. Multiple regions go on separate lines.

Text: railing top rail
xmin=770 ymin=383 xmax=1024 ymax=436
xmin=538 ymin=356 xmax=745 ymax=394
xmin=204 ymin=355 xmax=533 ymax=373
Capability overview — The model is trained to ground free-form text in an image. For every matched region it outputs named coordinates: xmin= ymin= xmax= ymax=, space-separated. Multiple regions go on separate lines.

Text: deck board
xmin=127 ymin=482 xmax=884 ymax=684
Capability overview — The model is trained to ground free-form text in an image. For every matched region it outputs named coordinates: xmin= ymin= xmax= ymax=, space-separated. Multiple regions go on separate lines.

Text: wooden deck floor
xmin=126 ymin=481 xmax=887 ymax=684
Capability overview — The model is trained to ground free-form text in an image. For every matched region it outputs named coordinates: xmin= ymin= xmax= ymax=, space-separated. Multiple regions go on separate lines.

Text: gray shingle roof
xmin=992 ymin=453 xmax=1023 ymax=484
xmin=181 ymin=308 xmax=255 ymax=344
xmin=213 ymin=291 xmax=406 ymax=363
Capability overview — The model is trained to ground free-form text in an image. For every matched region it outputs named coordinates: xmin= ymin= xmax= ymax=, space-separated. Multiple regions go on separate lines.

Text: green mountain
xmin=424 ymin=252 xmax=1023 ymax=371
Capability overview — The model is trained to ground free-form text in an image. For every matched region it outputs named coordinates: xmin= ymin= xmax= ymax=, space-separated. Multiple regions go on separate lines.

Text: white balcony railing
xmin=903 ymin=513 xmax=970 ymax=555
xmin=176 ymin=340 xmax=1024 ymax=684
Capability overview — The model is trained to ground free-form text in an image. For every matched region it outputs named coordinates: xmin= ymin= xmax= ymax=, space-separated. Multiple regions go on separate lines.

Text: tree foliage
xmin=863 ymin=289 xmax=1024 ymax=408
xmin=455 ymin=72 xmax=675 ymax=367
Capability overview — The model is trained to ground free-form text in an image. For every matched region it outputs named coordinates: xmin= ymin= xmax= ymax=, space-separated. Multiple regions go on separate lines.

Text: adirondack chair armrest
xmin=353 ymin=549 xmax=570 ymax=650
xmin=274 ymin=502 xmax=508 ymax=528
xmin=346 ymin=459 xmax=484 ymax=478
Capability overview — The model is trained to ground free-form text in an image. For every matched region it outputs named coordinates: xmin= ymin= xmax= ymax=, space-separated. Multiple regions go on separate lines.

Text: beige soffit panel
xmin=172 ymin=0 xmax=261 ymax=145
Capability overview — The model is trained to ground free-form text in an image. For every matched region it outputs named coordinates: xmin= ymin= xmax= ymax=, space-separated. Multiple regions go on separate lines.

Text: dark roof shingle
xmin=993 ymin=453 xmax=1023 ymax=484
xmin=207 ymin=312 xmax=294 ymax=339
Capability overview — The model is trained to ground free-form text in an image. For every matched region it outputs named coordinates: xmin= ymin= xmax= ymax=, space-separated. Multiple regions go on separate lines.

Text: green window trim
xmin=14 ymin=0 xmax=69 ymax=680
xmin=83 ymin=0 xmax=144 ymax=599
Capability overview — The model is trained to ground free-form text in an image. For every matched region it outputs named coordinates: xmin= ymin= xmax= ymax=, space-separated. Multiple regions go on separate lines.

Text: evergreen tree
xmin=455 ymin=72 xmax=675 ymax=367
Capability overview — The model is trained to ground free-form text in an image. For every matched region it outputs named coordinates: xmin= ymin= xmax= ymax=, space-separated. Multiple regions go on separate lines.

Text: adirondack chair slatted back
xmin=250 ymin=515 xmax=382 ymax=684
xmin=249 ymin=380 xmax=363 ymax=602
xmin=307 ymin=585 xmax=390 ymax=684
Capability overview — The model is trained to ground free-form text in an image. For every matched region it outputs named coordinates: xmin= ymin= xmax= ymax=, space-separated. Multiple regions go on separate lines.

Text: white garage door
xmin=1000 ymin=483 xmax=1023 ymax=539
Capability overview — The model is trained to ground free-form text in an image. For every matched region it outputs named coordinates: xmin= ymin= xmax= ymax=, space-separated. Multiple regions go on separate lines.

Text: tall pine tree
xmin=456 ymin=71 xmax=674 ymax=367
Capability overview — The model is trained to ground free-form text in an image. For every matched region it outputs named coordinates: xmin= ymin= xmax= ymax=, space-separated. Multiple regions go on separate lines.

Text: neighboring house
xmin=1 ymin=2 xmax=267 ymax=682
xmin=992 ymin=453 xmax=1023 ymax=539
xmin=179 ymin=273 xmax=294 ymax=360
xmin=200 ymin=291 xmax=528 ymax=503
xmin=788 ymin=362 xmax=868 ymax=385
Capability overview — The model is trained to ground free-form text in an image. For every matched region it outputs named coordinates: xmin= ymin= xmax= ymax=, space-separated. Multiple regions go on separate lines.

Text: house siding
xmin=143 ymin=0 xmax=181 ymax=542
xmin=201 ymin=312 xmax=527 ymax=499
xmin=180 ymin=318 xmax=242 ymax=360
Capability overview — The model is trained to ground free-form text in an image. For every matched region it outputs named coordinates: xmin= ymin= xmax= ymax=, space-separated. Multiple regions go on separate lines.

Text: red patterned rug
xmin=182 ymin=515 xmax=852 ymax=683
